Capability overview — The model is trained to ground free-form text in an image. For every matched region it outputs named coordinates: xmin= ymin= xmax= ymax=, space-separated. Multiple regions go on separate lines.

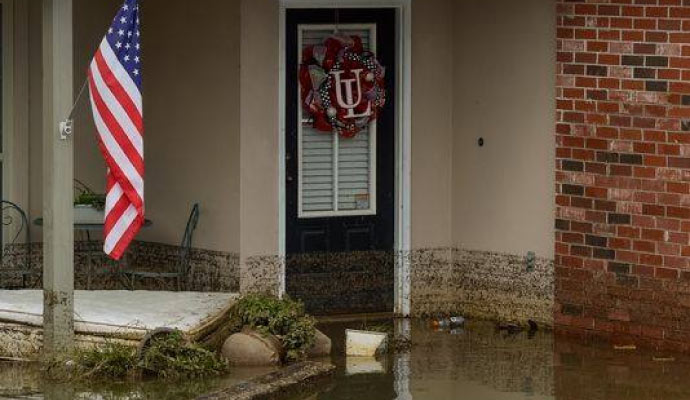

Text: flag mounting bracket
xmin=59 ymin=119 xmax=73 ymax=140
xmin=58 ymin=78 xmax=88 ymax=140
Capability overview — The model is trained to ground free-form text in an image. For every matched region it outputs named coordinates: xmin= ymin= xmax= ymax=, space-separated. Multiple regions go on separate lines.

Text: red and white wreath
xmin=300 ymin=35 xmax=386 ymax=138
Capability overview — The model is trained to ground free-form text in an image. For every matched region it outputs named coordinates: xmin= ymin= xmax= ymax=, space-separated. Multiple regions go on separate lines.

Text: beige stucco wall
xmin=451 ymin=0 xmax=556 ymax=257
xmin=24 ymin=0 xmax=554 ymax=263
xmin=28 ymin=0 xmax=242 ymax=253
xmin=410 ymin=0 xmax=454 ymax=249
xmin=137 ymin=0 xmax=241 ymax=253
xmin=239 ymin=0 xmax=279 ymax=260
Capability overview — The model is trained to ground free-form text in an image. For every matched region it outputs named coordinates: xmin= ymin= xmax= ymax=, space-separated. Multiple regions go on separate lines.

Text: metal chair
xmin=123 ymin=204 xmax=199 ymax=291
xmin=0 ymin=200 xmax=34 ymax=289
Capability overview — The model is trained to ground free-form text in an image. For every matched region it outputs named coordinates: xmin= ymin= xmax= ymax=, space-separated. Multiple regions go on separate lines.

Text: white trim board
xmin=2 ymin=0 xmax=31 ymax=245
xmin=278 ymin=0 xmax=412 ymax=316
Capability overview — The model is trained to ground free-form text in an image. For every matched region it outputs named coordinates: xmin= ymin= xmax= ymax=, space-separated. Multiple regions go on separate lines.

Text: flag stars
xmin=103 ymin=2 xmax=141 ymax=82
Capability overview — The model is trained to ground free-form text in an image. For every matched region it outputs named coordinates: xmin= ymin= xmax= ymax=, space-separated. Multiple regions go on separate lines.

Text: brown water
xmin=309 ymin=319 xmax=690 ymax=400
xmin=0 ymin=362 xmax=276 ymax=399
xmin=3 ymin=319 xmax=690 ymax=399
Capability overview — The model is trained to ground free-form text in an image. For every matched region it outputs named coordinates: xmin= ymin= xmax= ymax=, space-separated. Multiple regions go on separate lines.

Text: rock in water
xmin=221 ymin=328 xmax=283 ymax=366
xmin=307 ymin=329 xmax=332 ymax=358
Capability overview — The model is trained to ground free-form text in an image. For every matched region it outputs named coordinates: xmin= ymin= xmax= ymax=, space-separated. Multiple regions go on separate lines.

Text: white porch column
xmin=42 ymin=0 xmax=74 ymax=356
xmin=239 ymin=0 xmax=281 ymax=296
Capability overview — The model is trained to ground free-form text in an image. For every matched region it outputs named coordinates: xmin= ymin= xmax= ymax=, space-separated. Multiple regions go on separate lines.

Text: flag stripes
xmin=87 ymin=0 xmax=143 ymax=260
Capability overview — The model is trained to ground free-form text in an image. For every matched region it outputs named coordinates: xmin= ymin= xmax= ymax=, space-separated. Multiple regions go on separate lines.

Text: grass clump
xmin=139 ymin=330 xmax=227 ymax=379
xmin=234 ymin=294 xmax=317 ymax=363
xmin=77 ymin=342 xmax=138 ymax=379
xmin=43 ymin=342 xmax=137 ymax=382
xmin=44 ymin=331 xmax=227 ymax=382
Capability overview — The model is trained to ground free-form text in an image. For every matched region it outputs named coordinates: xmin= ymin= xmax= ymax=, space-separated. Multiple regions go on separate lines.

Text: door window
xmin=298 ymin=24 xmax=377 ymax=218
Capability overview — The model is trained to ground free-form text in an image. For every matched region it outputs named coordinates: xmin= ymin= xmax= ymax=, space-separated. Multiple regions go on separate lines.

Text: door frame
xmin=278 ymin=0 xmax=411 ymax=316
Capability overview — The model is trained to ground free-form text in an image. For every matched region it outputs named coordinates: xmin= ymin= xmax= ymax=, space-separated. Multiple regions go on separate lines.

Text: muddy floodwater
xmin=3 ymin=319 xmax=690 ymax=399
xmin=309 ymin=319 xmax=690 ymax=400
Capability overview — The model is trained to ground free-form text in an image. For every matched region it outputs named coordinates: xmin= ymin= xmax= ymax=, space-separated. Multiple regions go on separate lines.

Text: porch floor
xmin=0 ymin=290 xmax=238 ymax=338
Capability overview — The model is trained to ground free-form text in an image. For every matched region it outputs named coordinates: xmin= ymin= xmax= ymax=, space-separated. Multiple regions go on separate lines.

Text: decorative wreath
xmin=300 ymin=35 xmax=386 ymax=138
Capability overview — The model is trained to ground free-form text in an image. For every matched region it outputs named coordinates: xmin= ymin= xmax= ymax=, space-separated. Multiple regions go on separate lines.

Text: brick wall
xmin=556 ymin=0 xmax=690 ymax=351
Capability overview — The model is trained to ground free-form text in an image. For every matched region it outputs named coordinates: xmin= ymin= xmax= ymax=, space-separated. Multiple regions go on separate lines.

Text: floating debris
xmin=431 ymin=316 xmax=465 ymax=330
xmin=345 ymin=330 xmax=388 ymax=357
xmin=497 ymin=322 xmax=523 ymax=334
xmin=652 ymin=356 xmax=675 ymax=362
xmin=613 ymin=344 xmax=637 ymax=351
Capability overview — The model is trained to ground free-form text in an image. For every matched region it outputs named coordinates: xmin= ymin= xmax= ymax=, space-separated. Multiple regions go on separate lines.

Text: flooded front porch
xmin=0 ymin=290 xmax=238 ymax=360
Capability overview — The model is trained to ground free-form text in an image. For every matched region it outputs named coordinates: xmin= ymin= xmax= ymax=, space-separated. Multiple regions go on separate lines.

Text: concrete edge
xmin=196 ymin=361 xmax=335 ymax=400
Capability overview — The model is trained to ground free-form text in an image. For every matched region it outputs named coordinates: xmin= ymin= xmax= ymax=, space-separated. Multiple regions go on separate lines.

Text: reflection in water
xmin=313 ymin=319 xmax=690 ymax=400
xmin=5 ymin=320 xmax=690 ymax=399
xmin=0 ymin=361 xmax=276 ymax=400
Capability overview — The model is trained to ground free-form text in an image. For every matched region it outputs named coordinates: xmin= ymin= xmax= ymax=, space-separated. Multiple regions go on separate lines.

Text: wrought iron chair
xmin=123 ymin=204 xmax=199 ymax=291
xmin=0 ymin=200 xmax=34 ymax=289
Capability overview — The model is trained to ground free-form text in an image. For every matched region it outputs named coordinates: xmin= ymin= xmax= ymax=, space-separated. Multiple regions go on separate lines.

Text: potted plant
xmin=74 ymin=179 xmax=106 ymax=224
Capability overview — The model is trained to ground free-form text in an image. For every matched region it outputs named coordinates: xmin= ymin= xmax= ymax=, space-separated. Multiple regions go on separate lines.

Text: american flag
xmin=87 ymin=0 xmax=143 ymax=260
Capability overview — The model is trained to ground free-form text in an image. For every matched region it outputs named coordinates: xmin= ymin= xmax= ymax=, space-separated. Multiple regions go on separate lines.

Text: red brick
xmin=667 ymin=206 xmax=690 ymax=218
xmin=555 ymin=0 xmax=690 ymax=348
xmin=622 ymin=30 xmax=645 ymax=41
xmin=659 ymin=19 xmax=681 ymax=31
xmin=646 ymin=7 xmax=669 ymax=18
xmin=647 ymin=31 xmax=669 ymax=42
xmin=622 ymin=6 xmax=644 ymax=17
xmin=670 ymin=7 xmax=690 ymax=18
xmin=634 ymin=240 xmax=656 ymax=252
xmin=575 ymin=4 xmax=597 ymax=15
xmin=657 ymin=217 xmax=681 ymax=231
xmin=656 ymin=267 xmax=679 ymax=279
xmin=611 ymin=17 xmax=633 ymax=29
xmin=664 ymin=255 xmax=687 ymax=268
xmin=642 ymin=228 xmax=665 ymax=241
xmin=634 ymin=265 xmax=655 ymax=277
xmin=670 ymin=33 xmax=690 ymax=43
xmin=641 ymin=253 xmax=664 ymax=265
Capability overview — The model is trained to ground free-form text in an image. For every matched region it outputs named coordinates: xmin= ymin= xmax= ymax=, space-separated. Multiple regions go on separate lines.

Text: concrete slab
xmin=0 ymin=290 xmax=238 ymax=338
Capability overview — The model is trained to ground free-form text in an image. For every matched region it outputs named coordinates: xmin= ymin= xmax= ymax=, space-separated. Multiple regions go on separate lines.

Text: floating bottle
xmin=431 ymin=316 xmax=465 ymax=330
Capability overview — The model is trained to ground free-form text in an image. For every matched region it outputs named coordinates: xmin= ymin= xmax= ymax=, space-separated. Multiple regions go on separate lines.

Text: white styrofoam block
xmin=345 ymin=329 xmax=388 ymax=357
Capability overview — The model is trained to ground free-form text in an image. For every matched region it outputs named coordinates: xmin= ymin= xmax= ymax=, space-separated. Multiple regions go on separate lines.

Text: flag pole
xmin=58 ymin=78 xmax=88 ymax=140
